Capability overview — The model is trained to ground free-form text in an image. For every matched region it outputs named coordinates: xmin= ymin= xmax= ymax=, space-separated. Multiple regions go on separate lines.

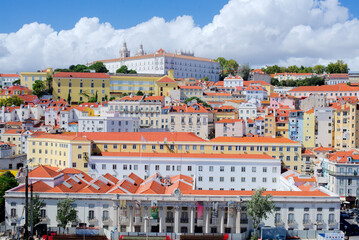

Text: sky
xmin=1 ymin=0 xmax=359 ymax=72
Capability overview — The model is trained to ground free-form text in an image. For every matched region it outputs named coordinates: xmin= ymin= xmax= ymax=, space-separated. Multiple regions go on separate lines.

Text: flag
xmin=151 ymin=200 xmax=158 ymax=219
xmin=197 ymin=201 xmax=204 ymax=225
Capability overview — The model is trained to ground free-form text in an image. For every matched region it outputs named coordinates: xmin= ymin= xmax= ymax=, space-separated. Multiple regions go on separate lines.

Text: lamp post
xmin=144 ymin=216 xmax=152 ymax=240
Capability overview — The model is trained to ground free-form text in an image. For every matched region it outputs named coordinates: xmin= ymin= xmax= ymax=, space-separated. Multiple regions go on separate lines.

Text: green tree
xmin=57 ymin=198 xmax=77 ymax=230
xmin=116 ymin=65 xmax=128 ymax=74
xmin=214 ymin=57 xmax=227 ymax=73
xmin=46 ymin=76 xmax=53 ymax=94
xmin=28 ymin=194 xmax=45 ymax=227
xmin=238 ymin=63 xmax=250 ymax=80
xmin=326 ymin=60 xmax=349 ymax=73
xmin=109 ymin=96 xmax=116 ymax=101
xmin=270 ymin=78 xmax=279 ymax=86
xmin=32 ymin=80 xmax=46 ymax=97
xmin=203 ymin=76 xmax=209 ymax=81
xmin=184 ymin=97 xmax=211 ymax=109
xmin=136 ymin=90 xmax=144 ymax=96
xmin=313 ymin=65 xmax=325 ymax=74
xmin=89 ymin=62 xmax=108 ymax=73
xmin=247 ymin=188 xmax=276 ymax=240
xmin=12 ymin=79 xmax=20 ymax=85
xmin=263 ymin=65 xmax=281 ymax=74
xmin=128 ymin=69 xmax=137 ymax=74
xmin=227 ymin=59 xmax=239 ymax=75
xmin=287 ymin=65 xmax=299 ymax=73
xmin=67 ymin=92 xmax=72 ymax=104
xmin=0 ymin=96 xmax=24 ymax=107
xmin=0 ymin=172 xmax=18 ymax=221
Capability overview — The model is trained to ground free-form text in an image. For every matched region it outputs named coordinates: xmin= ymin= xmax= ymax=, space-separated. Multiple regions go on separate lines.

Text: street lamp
xmin=144 ymin=216 xmax=153 ymax=240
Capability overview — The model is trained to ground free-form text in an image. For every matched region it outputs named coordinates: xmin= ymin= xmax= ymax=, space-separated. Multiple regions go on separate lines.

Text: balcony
xmin=102 ymin=217 xmax=111 ymax=223
xmin=166 ymin=217 xmax=174 ymax=223
xmin=120 ymin=217 xmax=128 ymax=224
xmin=275 ymin=221 xmax=284 ymax=226
xmin=303 ymin=220 xmax=311 ymax=226
xmin=88 ymin=217 xmax=97 ymax=223
xmin=316 ymin=220 xmax=324 ymax=225
xmin=180 ymin=218 xmax=189 ymax=223
xmin=328 ymin=171 xmax=358 ymax=177
xmin=240 ymin=219 xmax=248 ymax=224
xmin=287 ymin=220 xmax=296 ymax=226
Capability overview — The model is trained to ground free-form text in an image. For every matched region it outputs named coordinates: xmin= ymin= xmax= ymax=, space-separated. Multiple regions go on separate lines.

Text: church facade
xmin=95 ymin=43 xmax=220 ymax=81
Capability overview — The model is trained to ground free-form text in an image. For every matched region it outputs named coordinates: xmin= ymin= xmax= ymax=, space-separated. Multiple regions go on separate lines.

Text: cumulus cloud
xmin=1 ymin=0 xmax=359 ymax=72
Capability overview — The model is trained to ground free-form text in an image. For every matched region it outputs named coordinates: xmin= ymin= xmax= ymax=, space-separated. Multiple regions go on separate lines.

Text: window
xmin=288 ymin=213 xmax=294 ymax=224
xmin=252 ymin=167 xmax=256 ymax=172
xmin=113 ymin=164 xmax=117 ymax=170
xmin=72 ymin=163 xmax=77 ymax=168
xmin=241 ymin=177 xmax=245 ymax=182
xmin=78 ymin=154 xmax=82 ymax=159
xmin=329 ymin=214 xmax=335 ymax=224
xmin=155 ymin=165 xmax=160 ymax=171
xmin=166 ymin=165 xmax=170 ymax=171
xmin=198 ymin=176 xmax=203 ymax=182
xmin=272 ymin=177 xmax=277 ymax=183
xmin=316 ymin=214 xmax=323 ymax=223
xmin=209 ymin=177 xmax=213 ymax=182
xmin=103 ymin=210 xmax=109 ymax=221
xmin=231 ymin=166 xmax=235 ymax=172
xmin=263 ymin=177 xmax=267 ymax=182
xmin=199 ymin=166 xmax=203 ymax=172
xmin=272 ymin=167 xmax=277 ymax=173
xmin=40 ymin=209 xmax=46 ymax=218
xmin=275 ymin=213 xmax=281 ymax=223
xmin=188 ymin=166 xmax=192 ymax=171
xmin=102 ymin=164 xmax=106 ymax=170
xmin=230 ymin=177 xmax=235 ymax=182
xmin=209 ymin=166 xmax=214 ymax=172
xmin=91 ymin=164 xmax=96 ymax=170
xmin=132 ymin=144 xmax=137 ymax=150
xmin=303 ymin=213 xmax=310 ymax=224
xmin=89 ymin=210 xmax=95 ymax=219
xmin=263 ymin=167 xmax=267 ymax=173
xmin=241 ymin=167 xmax=246 ymax=172
xmin=220 ymin=166 xmax=224 ymax=172
xmin=11 ymin=208 xmax=16 ymax=218
xmin=252 ymin=177 xmax=256 ymax=182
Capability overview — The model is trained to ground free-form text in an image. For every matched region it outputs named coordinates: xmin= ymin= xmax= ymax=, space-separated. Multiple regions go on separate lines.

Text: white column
xmin=144 ymin=206 xmax=149 ymax=233
xmin=159 ymin=207 xmax=164 ymax=233
xmin=190 ymin=207 xmax=195 ymax=234
xmin=129 ymin=206 xmax=133 ymax=232
xmin=205 ymin=207 xmax=210 ymax=234
xmin=220 ymin=207 xmax=225 ymax=234
xmin=114 ymin=203 xmax=119 ymax=231
xmin=174 ymin=206 xmax=180 ymax=234
xmin=236 ymin=207 xmax=241 ymax=234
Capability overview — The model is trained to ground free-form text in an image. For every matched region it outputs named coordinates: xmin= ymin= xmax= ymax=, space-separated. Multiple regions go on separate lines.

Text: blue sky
xmin=0 ymin=0 xmax=228 ymax=33
xmin=1 ymin=0 xmax=359 ymax=72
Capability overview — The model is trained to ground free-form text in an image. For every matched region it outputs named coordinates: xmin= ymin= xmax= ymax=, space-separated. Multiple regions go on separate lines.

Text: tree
xmin=32 ymin=80 xmax=46 ymax=97
xmin=136 ymin=90 xmax=144 ymax=96
xmin=128 ymin=69 xmax=137 ymax=74
xmin=67 ymin=92 xmax=72 ymax=104
xmin=263 ymin=65 xmax=281 ymax=74
xmin=247 ymin=188 xmax=275 ymax=240
xmin=238 ymin=63 xmax=250 ymax=80
xmin=0 ymin=172 xmax=18 ymax=221
xmin=28 ymin=194 xmax=45 ymax=227
xmin=12 ymin=79 xmax=20 ymax=85
xmin=203 ymin=76 xmax=209 ymax=81
xmin=89 ymin=62 xmax=108 ymax=73
xmin=57 ymin=198 xmax=77 ymax=230
xmin=287 ymin=65 xmax=299 ymax=73
xmin=227 ymin=59 xmax=239 ymax=75
xmin=116 ymin=65 xmax=128 ymax=74
xmin=109 ymin=96 xmax=116 ymax=101
xmin=313 ymin=65 xmax=325 ymax=74
xmin=0 ymin=96 xmax=24 ymax=106
xmin=214 ymin=57 xmax=227 ymax=73
xmin=326 ymin=60 xmax=349 ymax=73
xmin=184 ymin=97 xmax=211 ymax=109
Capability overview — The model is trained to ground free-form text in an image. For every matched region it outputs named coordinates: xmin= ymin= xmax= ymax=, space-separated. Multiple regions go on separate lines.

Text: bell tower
xmin=119 ymin=42 xmax=130 ymax=58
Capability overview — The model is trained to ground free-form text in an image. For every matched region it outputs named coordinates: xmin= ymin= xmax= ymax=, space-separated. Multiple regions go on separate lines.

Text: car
xmin=341 ymin=213 xmax=350 ymax=219
xmin=356 ymin=216 xmax=359 ymax=223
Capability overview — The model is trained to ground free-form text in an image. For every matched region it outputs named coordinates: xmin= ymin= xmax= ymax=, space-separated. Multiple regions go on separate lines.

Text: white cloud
xmin=1 ymin=0 xmax=359 ymax=72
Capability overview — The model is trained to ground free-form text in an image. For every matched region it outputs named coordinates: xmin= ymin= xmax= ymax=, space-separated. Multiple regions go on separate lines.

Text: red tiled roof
xmin=157 ymin=76 xmax=176 ymax=83
xmin=101 ymin=152 xmax=274 ymax=159
xmin=210 ymin=136 xmax=299 ymax=144
xmin=53 ymin=72 xmax=110 ymax=79
xmin=216 ymin=119 xmax=244 ymax=123
xmin=289 ymin=83 xmax=359 ymax=92
xmin=29 ymin=165 xmax=61 ymax=178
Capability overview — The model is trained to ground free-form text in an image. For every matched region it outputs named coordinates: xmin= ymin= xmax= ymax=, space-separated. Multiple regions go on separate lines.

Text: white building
xmin=243 ymin=86 xmax=268 ymax=101
xmin=89 ymin=152 xmax=281 ymax=191
xmin=5 ymin=165 xmax=340 ymax=236
xmin=223 ymin=76 xmax=243 ymax=88
xmin=325 ymin=74 xmax=349 ymax=85
xmin=0 ymin=74 xmax=20 ymax=87
xmin=78 ymin=115 xmax=139 ymax=132
xmin=224 ymin=102 xmax=257 ymax=120
xmin=96 ymin=43 xmax=220 ymax=81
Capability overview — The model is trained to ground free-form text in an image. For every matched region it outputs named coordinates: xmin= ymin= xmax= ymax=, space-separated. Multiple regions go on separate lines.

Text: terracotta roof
xmin=1 ymin=74 xmax=20 ymax=78
xmin=53 ymin=72 xmax=110 ymax=79
xmin=243 ymin=81 xmax=271 ymax=86
xmin=288 ymin=83 xmax=359 ymax=92
xmin=157 ymin=76 xmax=176 ymax=83
xmin=313 ymin=147 xmax=335 ymax=152
xmin=305 ymin=108 xmax=314 ymax=114
xmin=178 ymin=86 xmax=202 ymax=89
xmin=101 ymin=152 xmax=274 ymax=159
xmin=3 ymin=129 xmax=25 ymax=135
xmin=210 ymin=136 xmax=299 ymax=144
xmin=29 ymin=165 xmax=61 ymax=178
xmin=216 ymin=119 xmax=244 ymax=123
xmin=204 ymin=92 xmax=231 ymax=96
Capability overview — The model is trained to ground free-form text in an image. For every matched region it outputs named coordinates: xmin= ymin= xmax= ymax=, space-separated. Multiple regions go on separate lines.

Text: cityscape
xmin=1 ymin=0 xmax=359 ymax=240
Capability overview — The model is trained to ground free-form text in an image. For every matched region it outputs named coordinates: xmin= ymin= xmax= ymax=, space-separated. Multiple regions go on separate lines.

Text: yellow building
xmin=155 ymin=71 xmax=178 ymax=96
xmin=303 ymin=109 xmax=315 ymax=148
xmin=333 ymin=102 xmax=359 ymax=149
xmin=28 ymin=132 xmax=303 ymax=173
xmin=109 ymin=75 xmax=160 ymax=97
xmin=20 ymin=68 xmax=53 ymax=89
xmin=52 ymin=72 xmax=110 ymax=103
xmin=264 ymin=112 xmax=276 ymax=137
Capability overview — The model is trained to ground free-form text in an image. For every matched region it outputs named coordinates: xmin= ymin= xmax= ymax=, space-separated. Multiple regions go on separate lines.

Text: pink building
xmin=215 ymin=119 xmax=245 ymax=138
xmin=270 ymin=93 xmax=295 ymax=109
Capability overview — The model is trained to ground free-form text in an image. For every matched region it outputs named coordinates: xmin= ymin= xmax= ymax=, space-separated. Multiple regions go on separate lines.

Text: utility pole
xmin=24 ymin=165 xmax=29 ymax=240
xmin=30 ymin=183 xmax=34 ymax=238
